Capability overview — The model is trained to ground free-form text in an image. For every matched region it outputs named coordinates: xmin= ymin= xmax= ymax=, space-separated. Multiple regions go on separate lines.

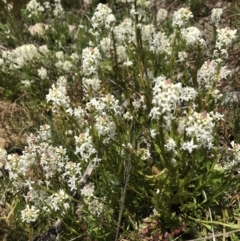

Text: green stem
xmin=111 ymin=30 xmax=122 ymax=92
xmin=169 ymin=29 xmax=179 ymax=80
xmin=158 ymin=116 xmax=166 ymax=166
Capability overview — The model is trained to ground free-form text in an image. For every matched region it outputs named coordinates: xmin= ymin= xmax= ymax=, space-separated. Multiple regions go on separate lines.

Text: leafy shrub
xmin=0 ymin=0 xmax=240 ymax=240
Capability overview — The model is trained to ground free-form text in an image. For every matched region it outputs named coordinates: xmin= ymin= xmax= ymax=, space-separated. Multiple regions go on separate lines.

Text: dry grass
xmin=0 ymin=101 xmax=47 ymax=149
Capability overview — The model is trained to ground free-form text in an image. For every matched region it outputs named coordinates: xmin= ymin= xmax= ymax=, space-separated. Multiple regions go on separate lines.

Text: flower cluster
xmin=0 ymin=121 xmax=105 ymax=223
xmin=83 ymin=77 xmax=101 ymax=93
xmin=216 ymin=27 xmax=237 ymax=50
xmin=53 ymin=0 xmax=64 ymax=17
xmin=91 ymin=3 xmax=115 ymax=30
xmin=87 ymin=198 xmax=104 ymax=216
xmin=82 ymin=47 xmax=101 ymax=76
xmin=75 ymin=129 xmax=97 ymax=161
xmin=2 ymin=44 xmax=39 ymax=69
xmin=149 ymin=76 xmax=182 ymax=119
xmin=211 ymin=8 xmax=223 ymax=26
xmin=183 ymin=111 xmax=223 ymax=149
xmin=21 ymin=205 xmax=40 ymax=223
xmin=64 ymin=161 xmax=82 ymax=191
xmin=86 ymin=94 xmax=120 ymax=114
xmin=150 ymin=31 xmax=172 ymax=55
xmin=172 ymin=7 xmax=193 ymax=28
xmin=48 ymin=189 xmax=69 ymax=212
xmin=80 ymin=182 xmax=104 ymax=216
xmin=25 ymin=0 xmax=64 ymax=18
xmin=180 ymin=87 xmax=198 ymax=102
xmin=1 ymin=0 xmax=13 ymax=11
xmin=95 ymin=114 xmax=116 ymax=142
xmin=136 ymin=23 xmax=171 ymax=55
xmin=181 ymin=26 xmax=205 ymax=46
xmin=46 ymin=76 xmax=70 ymax=111
xmin=156 ymin=8 xmax=168 ymax=23
xmin=37 ymin=67 xmax=48 ymax=80
xmin=197 ymin=59 xmax=232 ymax=90
xmin=54 ymin=51 xmax=77 ymax=74
xmin=149 ymin=75 xmax=199 ymax=130
xmin=26 ymin=0 xmax=44 ymax=17
xmin=117 ymin=0 xmax=151 ymax=8
xmin=99 ymin=37 xmax=112 ymax=58
xmin=224 ymin=141 xmax=240 ymax=169
xmin=114 ymin=18 xmax=135 ymax=44
xmin=164 ymin=138 xmax=177 ymax=153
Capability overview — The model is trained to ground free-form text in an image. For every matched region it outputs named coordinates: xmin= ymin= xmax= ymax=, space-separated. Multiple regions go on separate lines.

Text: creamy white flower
xmin=70 ymin=53 xmax=79 ymax=62
xmin=157 ymin=8 xmax=168 ymax=23
xmin=2 ymin=44 xmax=39 ymax=69
xmin=181 ymin=27 xmax=202 ymax=46
xmin=83 ymin=77 xmax=101 ymax=92
xmin=172 ymin=8 xmax=193 ymax=28
xmin=149 ymin=31 xmax=171 ymax=55
xmin=49 ymin=189 xmax=69 ymax=211
xmin=43 ymin=1 xmax=51 ymax=9
xmin=81 ymin=183 xmax=95 ymax=197
xmin=185 ymin=111 xmax=215 ymax=148
xmin=67 ymin=176 xmax=79 ymax=191
xmin=21 ymin=205 xmax=40 ymax=223
xmin=123 ymin=111 xmax=133 ymax=120
xmin=181 ymin=139 xmax=198 ymax=153
xmin=6 ymin=3 xmax=13 ymax=11
xmin=53 ymin=0 xmax=64 ymax=17
xmin=114 ymin=18 xmax=135 ymax=44
xmin=123 ymin=60 xmax=133 ymax=66
xmin=216 ymin=27 xmax=237 ymax=50
xmin=82 ymin=47 xmax=101 ymax=76
xmin=46 ymin=83 xmax=70 ymax=111
xmin=26 ymin=0 xmax=44 ymax=17
xmin=138 ymin=148 xmax=151 ymax=160
xmin=73 ymin=106 xmax=86 ymax=120
xmin=150 ymin=76 xmax=182 ymax=119
xmin=95 ymin=113 xmax=116 ymax=141
xmin=149 ymin=107 xmax=160 ymax=119
xmin=116 ymin=45 xmax=128 ymax=62
xmin=74 ymin=130 xmax=97 ymax=161
xmin=56 ymin=51 xmax=64 ymax=59
xmin=141 ymin=24 xmax=155 ymax=42
xmin=100 ymin=37 xmax=112 ymax=57
xmin=91 ymin=3 xmax=115 ymax=29
xmin=39 ymin=45 xmax=49 ymax=54
xmin=88 ymin=198 xmax=103 ymax=216
xmin=164 ymin=138 xmax=176 ymax=152
xmin=178 ymin=51 xmax=188 ymax=62
xmin=37 ymin=124 xmax=51 ymax=141
xmin=57 ymin=76 xmax=67 ymax=87
xmin=65 ymin=161 xmax=82 ymax=176
xmin=211 ymin=8 xmax=223 ymax=26
xmin=37 ymin=67 xmax=47 ymax=80
xmin=62 ymin=61 xmax=73 ymax=72
xmin=180 ymin=87 xmax=198 ymax=101
xmin=197 ymin=60 xmax=231 ymax=90
xmin=150 ymin=129 xmax=157 ymax=139
xmin=21 ymin=80 xmax=32 ymax=87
